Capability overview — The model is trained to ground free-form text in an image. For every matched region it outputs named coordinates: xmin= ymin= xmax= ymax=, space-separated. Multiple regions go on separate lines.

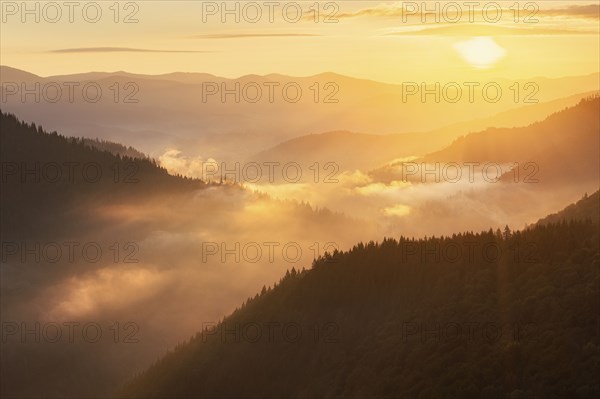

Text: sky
xmin=1 ymin=1 xmax=599 ymax=83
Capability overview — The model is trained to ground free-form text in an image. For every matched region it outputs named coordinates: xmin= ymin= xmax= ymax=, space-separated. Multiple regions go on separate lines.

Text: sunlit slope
xmin=372 ymin=97 xmax=599 ymax=187
xmin=250 ymin=91 xmax=598 ymax=172
xmin=535 ymin=191 xmax=600 ymax=226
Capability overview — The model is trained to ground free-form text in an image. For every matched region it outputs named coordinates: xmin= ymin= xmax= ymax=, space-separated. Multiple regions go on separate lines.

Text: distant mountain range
xmin=2 ymin=65 xmax=598 ymax=161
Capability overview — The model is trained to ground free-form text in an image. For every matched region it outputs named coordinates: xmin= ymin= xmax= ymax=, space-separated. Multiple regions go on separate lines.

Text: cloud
xmin=538 ymin=4 xmax=600 ymax=19
xmin=49 ymin=265 xmax=170 ymax=320
xmin=336 ymin=4 xmax=600 ymax=21
xmin=336 ymin=5 xmax=406 ymax=20
xmin=191 ymin=33 xmax=320 ymax=39
xmin=385 ymin=24 xmax=596 ymax=37
xmin=158 ymin=149 xmax=219 ymax=181
xmin=382 ymin=203 xmax=412 ymax=217
xmin=50 ymin=47 xmax=212 ymax=53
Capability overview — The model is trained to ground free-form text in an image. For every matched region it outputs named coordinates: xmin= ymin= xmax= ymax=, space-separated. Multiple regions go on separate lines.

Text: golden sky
xmin=1 ymin=1 xmax=599 ymax=83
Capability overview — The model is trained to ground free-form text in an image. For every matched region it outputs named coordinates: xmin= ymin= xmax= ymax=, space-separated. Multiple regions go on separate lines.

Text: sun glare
xmin=453 ymin=36 xmax=507 ymax=69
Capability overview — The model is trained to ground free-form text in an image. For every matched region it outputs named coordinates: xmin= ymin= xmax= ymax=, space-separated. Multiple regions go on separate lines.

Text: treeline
xmin=81 ymin=137 xmax=148 ymax=160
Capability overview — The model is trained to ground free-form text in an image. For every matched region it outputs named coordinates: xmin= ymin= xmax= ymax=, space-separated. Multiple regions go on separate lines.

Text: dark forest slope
xmin=122 ymin=200 xmax=600 ymax=399
xmin=0 ymin=110 xmax=204 ymax=239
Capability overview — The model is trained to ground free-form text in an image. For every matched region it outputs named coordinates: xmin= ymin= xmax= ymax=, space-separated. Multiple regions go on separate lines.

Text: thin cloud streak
xmin=336 ymin=4 xmax=600 ymax=20
xmin=50 ymin=47 xmax=213 ymax=53
xmin=191 ymin=33 xmax=320 ymax=39
xmin=385 ymin=24 xmax=597 ymax=37
xmin=538 ymin=5 xmax=600 ymax=19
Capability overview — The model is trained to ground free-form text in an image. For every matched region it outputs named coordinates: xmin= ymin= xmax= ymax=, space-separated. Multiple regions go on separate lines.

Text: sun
xmin=453 ymin=37 xmax=507 ymax=69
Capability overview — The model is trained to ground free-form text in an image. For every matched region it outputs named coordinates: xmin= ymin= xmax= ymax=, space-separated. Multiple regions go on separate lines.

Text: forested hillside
xmin=0 ymin=110 xmax=204 ymax=239
xmin=122 ymin=210 xmax=600 ymax=398
xmin=536 ymin=191 xmax=599 ymax=226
